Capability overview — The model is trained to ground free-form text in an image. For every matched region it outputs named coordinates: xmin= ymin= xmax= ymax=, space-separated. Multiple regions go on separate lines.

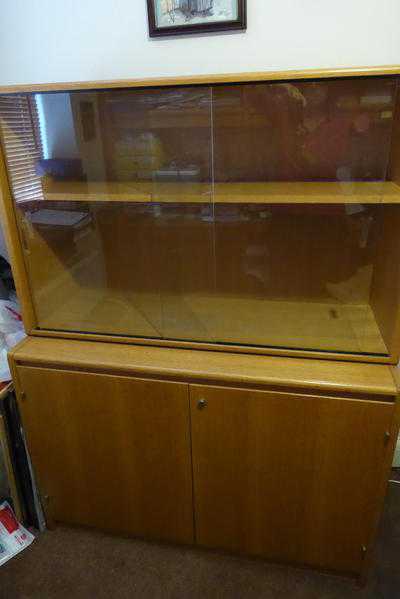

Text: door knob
xmin=197 ymin=399 xmax=207 ymax=410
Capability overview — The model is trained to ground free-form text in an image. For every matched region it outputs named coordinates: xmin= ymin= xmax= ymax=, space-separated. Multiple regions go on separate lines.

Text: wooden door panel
xmin=17 ymin=366 xmax=193 ymax=544
xmin=190 ymin=385 xmax=394 ymax=574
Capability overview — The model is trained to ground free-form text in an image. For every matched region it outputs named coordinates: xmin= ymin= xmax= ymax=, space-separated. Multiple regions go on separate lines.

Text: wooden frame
xmin=1 ymin=66 xmax=400 ymax=364
xmin=0 ymin=65 xmax=399 ymax=94
xmin=7 ymin=336 xmax=398 ymax=397
xmin=0 ymin=146 xmax=36 ymax=333
xmin=146 ymin=0 xmax=246 ymax=38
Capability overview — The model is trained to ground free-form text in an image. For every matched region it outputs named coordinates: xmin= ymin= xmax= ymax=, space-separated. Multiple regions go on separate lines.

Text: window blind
xmin=0 ymin=94 xmax=43 ymax=203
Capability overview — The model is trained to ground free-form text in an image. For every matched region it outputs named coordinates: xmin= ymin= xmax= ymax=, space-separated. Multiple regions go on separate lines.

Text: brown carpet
xmin=0 ymin=481 xmax=399 ymax=599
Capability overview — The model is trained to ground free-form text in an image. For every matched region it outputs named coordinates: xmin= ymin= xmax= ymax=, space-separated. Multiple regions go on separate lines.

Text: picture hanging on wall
xmin=147 ymin=0 xmax=247 ymax=37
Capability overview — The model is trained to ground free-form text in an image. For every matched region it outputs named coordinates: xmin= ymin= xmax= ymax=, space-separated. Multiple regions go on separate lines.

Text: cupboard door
xmin=190 ymin=385 xmax=394 ymax=574
xmin=17 ymin=366 xmax=193 ymax=544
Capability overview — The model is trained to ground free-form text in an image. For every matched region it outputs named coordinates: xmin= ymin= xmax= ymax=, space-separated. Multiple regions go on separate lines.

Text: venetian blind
xmin=0 ymin=94 xmax=43 ymax=203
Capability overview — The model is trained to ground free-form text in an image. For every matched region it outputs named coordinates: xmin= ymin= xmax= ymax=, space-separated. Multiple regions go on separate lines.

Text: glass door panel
xmin=213 ymin=78 xmax=397 ymax=184
xmin=145 ymin=87 xmax=215 ymax=341
xmin=1 ymin=76 xmax=399 ymax=357
xmin=209 ymin=77 xmax=399 ymax=355
xmin=209 ymin=202 xmax=393 ymax=355
xmin=81 ymin=86 xmax=215 ymax=340
xmin=0 ymin=86 xmax=215 ymax=340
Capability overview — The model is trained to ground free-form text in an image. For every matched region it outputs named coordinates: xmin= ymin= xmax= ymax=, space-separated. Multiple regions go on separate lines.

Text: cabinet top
xmin=0 ymin=65 xmax=399 ymax=94
xmin=10 ymin=337 xmax=398 ymax=399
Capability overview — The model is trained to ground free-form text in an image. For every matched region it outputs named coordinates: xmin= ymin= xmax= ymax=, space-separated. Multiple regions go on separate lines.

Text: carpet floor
xmin=0 ymin=480 xmax=399 ymax=599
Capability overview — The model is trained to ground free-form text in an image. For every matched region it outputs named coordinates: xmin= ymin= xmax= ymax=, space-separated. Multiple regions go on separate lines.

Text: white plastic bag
xmin=0 ymin=501 xmax=34 ymax=567
xmin=0 ymin=300 xmax=25 ymax=382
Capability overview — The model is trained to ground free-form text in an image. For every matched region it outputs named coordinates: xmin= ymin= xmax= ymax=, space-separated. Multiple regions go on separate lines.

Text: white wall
xmin=0 ymin=0 xmax=400 ymax=86
xmin=37 ymin=94 xmax=79 ymax=159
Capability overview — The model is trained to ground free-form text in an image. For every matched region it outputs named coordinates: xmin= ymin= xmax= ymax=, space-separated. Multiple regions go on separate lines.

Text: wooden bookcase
xmin=1 ymin=66 xmax=400 ymax=580
xmin=1 ymin=67 xmax=400 ymax=362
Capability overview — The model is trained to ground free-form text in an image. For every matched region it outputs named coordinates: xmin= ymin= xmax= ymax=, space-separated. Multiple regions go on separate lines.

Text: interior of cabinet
xmin=37 ymin=78 xmax=400 ymax=205
xmin=1 ymin=75 xmax=400 ymax=358
xmin=18 ymin=202 xmax=397 ymax=356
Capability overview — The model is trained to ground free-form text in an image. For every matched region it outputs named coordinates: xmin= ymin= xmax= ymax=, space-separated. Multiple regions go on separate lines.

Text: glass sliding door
xmin=1 ymin=76 xmax=400 ymax=357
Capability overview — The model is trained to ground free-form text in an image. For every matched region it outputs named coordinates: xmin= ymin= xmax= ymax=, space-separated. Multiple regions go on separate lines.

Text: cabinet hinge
xmin=19 ymin=391 xmax=26 ymax=402
xmin=361 ymin=545 xmax=367 ymax=559
xmin=384 ymin=431 xmax=391 ymax=445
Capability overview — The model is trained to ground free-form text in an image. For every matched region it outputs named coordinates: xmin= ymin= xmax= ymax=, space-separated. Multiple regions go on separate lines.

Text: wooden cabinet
xmin=2 ymin=70 xmax=400 ymax=363
xmin=16 ymin=366 xmax=194 ymax=544
xmin=190 ymin=385 xmax=395 ymax=574
xmin=1 ymin=67 xmax=400 ymax=582
xmin=9 ymin=337 xmax=400 ymax=578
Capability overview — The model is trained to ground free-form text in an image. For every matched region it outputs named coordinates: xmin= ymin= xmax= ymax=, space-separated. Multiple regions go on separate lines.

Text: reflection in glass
xmin=213 ymin=78 xmax=396 ymax=182
xmin=0 ymin=77 xmax=399 ymax=356
xmin=210 ymin=203 xmax=386 ymax=354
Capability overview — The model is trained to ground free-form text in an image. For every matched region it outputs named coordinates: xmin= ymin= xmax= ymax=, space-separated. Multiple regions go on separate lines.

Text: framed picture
xmin=147 ymin=1 xmax=247 ymax=37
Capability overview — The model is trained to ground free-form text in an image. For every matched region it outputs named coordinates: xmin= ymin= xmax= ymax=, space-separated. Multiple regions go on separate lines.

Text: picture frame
xmin=146 ymin=0 xmax=247 ymax=37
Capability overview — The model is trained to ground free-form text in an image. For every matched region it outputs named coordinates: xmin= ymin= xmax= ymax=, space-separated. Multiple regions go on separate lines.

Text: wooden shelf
xmin=39 ymin=288 xmax=162 ymax=339
xmin=40 ymin=179 xmax=400 ymax=205
xmin=113 ymin=111 xmax=269 ymax=130
xmin=12 ymin=335 xmax=397 ymax=397
xmin=41 ymin=179 xmax=210 ymax=203
xmin=214 ymin=181 xmax=400 ymax=204
xmin=37 ymin=288 xmax=388 ymax=357
xmin=185 ymin=295 xmax=388 ymax=356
